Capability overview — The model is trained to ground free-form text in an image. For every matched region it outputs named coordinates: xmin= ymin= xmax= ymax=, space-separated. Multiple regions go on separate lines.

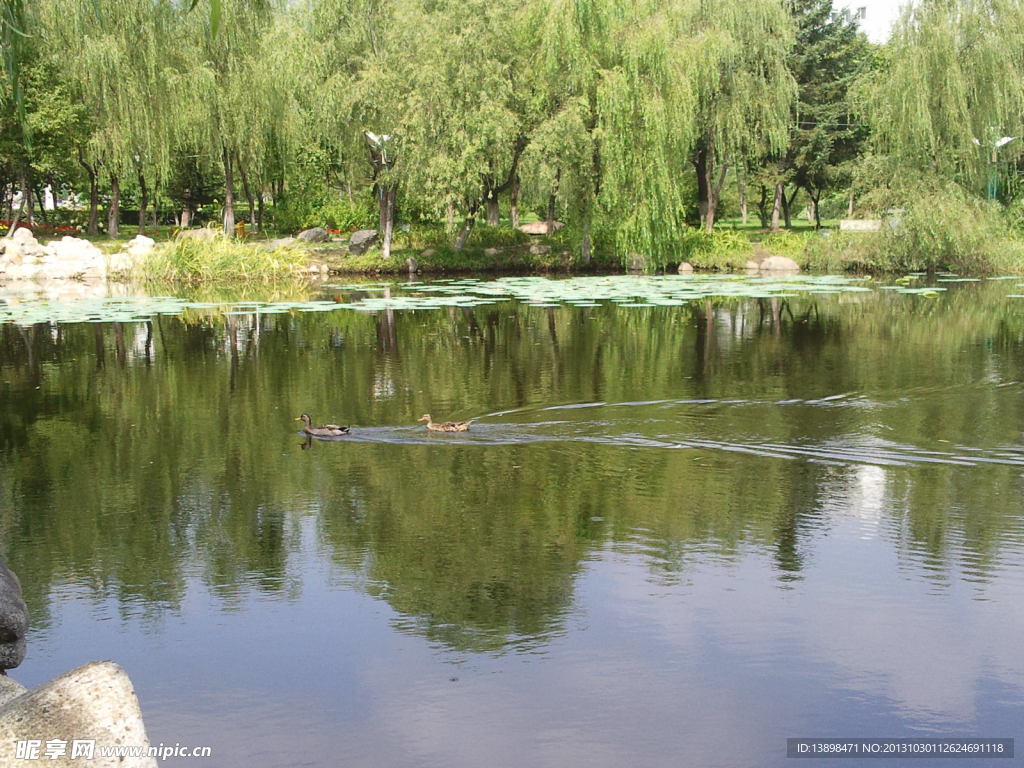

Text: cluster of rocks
xmin=673 ymin=254 xmax=799 ymax=274
xmin=0 ymin=228 xmax=154 ymax=282
xmin=0 ymin=562 xmax=157 ymax=766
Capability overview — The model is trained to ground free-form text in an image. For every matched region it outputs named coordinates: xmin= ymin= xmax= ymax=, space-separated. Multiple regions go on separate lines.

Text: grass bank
xmin=126 ymin=191 xmax=1024 ymax=281
xmin=140 ymin=237 xmax=307 ymax=282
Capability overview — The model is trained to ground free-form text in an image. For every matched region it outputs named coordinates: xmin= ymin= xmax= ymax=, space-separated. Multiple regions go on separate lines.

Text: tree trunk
xmin=79 ymin=155 xmax=99 ymax=236
xmin=784 ymin=187 xmax=799 ymax=229
xmin=510 ymin=176 xmax=520 ymax=229
xmin=378 ymin=181 xmax=395 ymax=234
xmin=809 ymin=189 xmax=821 ymax=230
xmin=257 ymin=192 xmax=265 ymax=233
xmin=222 ymin=145 xmax=235 ymax=237
xmin=693 ymin=139 xmax=727 ymax=233
xmin=485 ymin=195 xmax=500 ymax=226
xmin=739 ymin=172 xmax=748 ymax=226
xmin=107 ymin=173 xmax=121 ymax=238
xmin=710 ymin=160 xmax=729 ymax=232
xmin=380 ymin=183 xmax=396 ymax=259
xmin=180 ymin=206 xmax=192 ymax=228
xmin=546 ymin=168 xmax=561 ymax=232
xmin=770 ymin=183 xmax=783 ymax=232
xmin=237 ymin=155 xmax=255 ymax=234
xmin=694 ymin=146 xmax=710 ymax=229
xmin=757 ymin=185 xmax=769 ymax=229
xmin=25 ymin=182 xmax=34 ymax=227
xmin=137 ymin=169 xmax=148 ymax=235
xmin=34 ymin=184 xmax=48 ymax=223
xmin=848 ymin=191 xmax=854 ymax=217
xmin=580 ymin=214 xmax=592 ymax=263
xmin=453 ymin=204 xmax=478 ymax=251
xmin=781 ymin=187 xmax=791 ymax=229
xmin=6 ymin=164 xmax=27 ymax=236
xmin=483 ymin=138 xmax=526 ymax=229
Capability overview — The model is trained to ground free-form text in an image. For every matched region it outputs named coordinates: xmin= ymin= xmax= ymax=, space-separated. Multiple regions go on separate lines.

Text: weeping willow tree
xmin=320 ymin=0 xmax=533 ymax=251
xmin=688 ymin=0 xmax=797 ymax=232
xmin=180 ymin=0 xmax=292 ymax=236
xmin=1 ymin=0 xmax=33 ymax=233
xmin=530 ymin=0 xmax=794 ymax=263
xmin=232 ymin=16 xmax=306 ymax=233
xmin=595 ymin=0 xmax=701 ymax=264
xmin=300 ymin=0 xmax=385 ymax=223
xmin=859 ymin=0 xmax=1024 ymax=192
xmin=38 ymin=0 xmax=180 ymax=236
xmin=310 ymin=0 xmax=405 ymax=255
xmin=527 ymin=0 xmax=702 ymax=265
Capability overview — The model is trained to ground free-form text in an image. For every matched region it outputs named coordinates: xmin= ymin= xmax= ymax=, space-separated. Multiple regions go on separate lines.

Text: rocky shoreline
xmin=0 ymin=227 xmax=154 ymax=282
xmin=0 ymin=561 xmax=158 ymax=767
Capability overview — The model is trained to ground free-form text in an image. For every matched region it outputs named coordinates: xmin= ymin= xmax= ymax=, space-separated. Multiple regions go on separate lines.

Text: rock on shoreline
xmin=0 ymin=229 xmax=152 ymax=282
xmin=0 ymin=662 xmax=158 ymax=767
xmin=0 ymin=562 xmax=27 ymax=674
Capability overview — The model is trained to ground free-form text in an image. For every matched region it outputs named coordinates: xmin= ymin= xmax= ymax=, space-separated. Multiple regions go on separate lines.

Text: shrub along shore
xmin=15 ymin=186 xmax=1024 ymax=283
xmin=131 ymin=213 xmax=1024 ymax=283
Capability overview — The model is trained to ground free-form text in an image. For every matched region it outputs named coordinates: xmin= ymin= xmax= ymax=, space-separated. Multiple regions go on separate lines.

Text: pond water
xmin=2 ymin=273 xmax=1024 ymax=767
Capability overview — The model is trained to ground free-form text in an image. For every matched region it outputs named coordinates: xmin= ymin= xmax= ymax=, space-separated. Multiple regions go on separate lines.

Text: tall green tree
xmin=1 ymin=0 xmax=34 ymax=232
xmin=860 ymin=0 xmax=1024 ymax=191
xmin=180 ymin=0 xmax=299 ymax=236
xmin=774 ymin=0 xmax=871 ymax=228
xmin=39 ymin=0 xmax=179 ymax=236
xmin=689 ymin=0 xmax=797 ymax=232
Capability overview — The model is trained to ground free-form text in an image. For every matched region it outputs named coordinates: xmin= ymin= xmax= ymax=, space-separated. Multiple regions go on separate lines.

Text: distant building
xmin=833 ymin=0 xmax=902 ymax=44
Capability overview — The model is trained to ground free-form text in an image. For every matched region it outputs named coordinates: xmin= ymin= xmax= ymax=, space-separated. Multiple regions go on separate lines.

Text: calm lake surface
xmin=2 ymin=273 xmax=1023 ymax=767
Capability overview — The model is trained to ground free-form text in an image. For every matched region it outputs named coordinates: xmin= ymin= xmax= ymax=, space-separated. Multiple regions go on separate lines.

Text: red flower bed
xmin=0 ymin=221 xmax=80 ymax=236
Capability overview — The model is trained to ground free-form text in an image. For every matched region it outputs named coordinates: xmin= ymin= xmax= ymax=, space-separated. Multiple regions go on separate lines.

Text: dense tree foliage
xmin=859 ymin=0 xmax=1024 ymax=191
xmin=3 ymin=0 xmax=1023 ymax=264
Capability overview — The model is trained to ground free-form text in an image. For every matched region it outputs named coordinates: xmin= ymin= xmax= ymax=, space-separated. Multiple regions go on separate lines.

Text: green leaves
xmin=860 ymin=0 xmax=1024 ymax=191
xmin=187 ymin=0 xmax=221 ymax=37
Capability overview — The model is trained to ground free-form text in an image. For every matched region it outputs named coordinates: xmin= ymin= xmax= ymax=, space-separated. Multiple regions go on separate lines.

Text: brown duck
xmin=417 ymin=414 xmax=470 ymax=432
xmin=295 ymin=413 xmax=350 ymax=437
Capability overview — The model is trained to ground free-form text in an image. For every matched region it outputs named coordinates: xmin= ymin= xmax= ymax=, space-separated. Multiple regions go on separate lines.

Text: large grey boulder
xmin=758 ymin=255 xmax=800 ymax=272
xmin=0 ymin=662 xmax=157 ymax=767
xmin=297 ymin=227 xmax=330 ymax=243
xmin=677 ymin=261 xmax=694 ymax=274
xmin=348 ymin=229 xmax=378 ymax=255
xmin=0 ymin=676 xmax=26 ymax=706
xmin=0 ymin=563 xmax=27 ymax=673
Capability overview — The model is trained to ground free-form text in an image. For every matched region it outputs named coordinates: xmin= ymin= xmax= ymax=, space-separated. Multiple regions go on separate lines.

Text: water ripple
xmin=306 ymin=423 xmax=1024 ymax=469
